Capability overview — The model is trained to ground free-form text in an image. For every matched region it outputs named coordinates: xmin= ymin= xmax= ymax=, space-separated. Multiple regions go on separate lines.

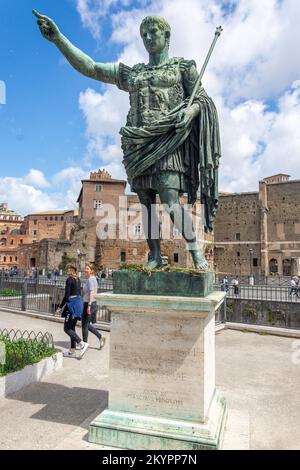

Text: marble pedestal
xmin=89 ymin=289 xmax=227 ymax=450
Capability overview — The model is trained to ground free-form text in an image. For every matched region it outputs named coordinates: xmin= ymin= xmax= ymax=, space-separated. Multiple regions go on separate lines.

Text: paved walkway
xmin=0 ymin=311 xmax=300 ymax=450
xmin=0 ymin=311 xmax=109 ymax=450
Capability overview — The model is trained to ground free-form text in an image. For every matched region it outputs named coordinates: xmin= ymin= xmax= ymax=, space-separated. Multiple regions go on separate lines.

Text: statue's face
xmin=141 ymin=22 xmax=168 ymax=54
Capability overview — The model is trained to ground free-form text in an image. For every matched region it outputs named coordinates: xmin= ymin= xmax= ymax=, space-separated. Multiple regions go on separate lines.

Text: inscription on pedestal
xmin=109 ymin=312 xmax=211 ymax=421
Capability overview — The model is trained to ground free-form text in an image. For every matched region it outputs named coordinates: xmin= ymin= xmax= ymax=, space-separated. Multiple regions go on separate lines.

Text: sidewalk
xmin=1 ymin=310 xmax=300 ymax=449
xmin=0 ymin=311 xmax=109 ymax=450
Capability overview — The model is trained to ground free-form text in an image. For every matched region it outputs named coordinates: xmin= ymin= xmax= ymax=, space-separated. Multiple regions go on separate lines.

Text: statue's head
xmin=140 ymin=16 xmax=171 ymax=54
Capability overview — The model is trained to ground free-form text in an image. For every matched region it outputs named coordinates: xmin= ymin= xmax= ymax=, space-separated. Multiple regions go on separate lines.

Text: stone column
xmin=259 ymin=180 xmax=269 ymax=277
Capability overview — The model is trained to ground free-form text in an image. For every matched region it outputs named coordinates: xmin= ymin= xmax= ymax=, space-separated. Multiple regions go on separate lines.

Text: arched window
xmin=0 ymin=238 xmax=6 ymax=246
xmin=269 ymin=258 xmax=278 ymax=274
xmin=283 ymin=259 xmax=292 ymax=276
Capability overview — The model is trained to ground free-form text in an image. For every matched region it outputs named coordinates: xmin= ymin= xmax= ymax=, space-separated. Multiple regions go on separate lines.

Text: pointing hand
xmin=32 ymin=10 xmax=60 ymax=42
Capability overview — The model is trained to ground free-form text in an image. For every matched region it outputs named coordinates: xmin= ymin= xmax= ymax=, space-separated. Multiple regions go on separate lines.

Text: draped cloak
xmin=117 ymin=60 xmax=221 ymax=233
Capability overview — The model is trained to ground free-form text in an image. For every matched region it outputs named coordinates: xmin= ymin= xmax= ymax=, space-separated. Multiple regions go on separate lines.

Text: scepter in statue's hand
xmin=187 ymin=25 xmax=223 ymax=110
xmin=32 ymin=9 xmax=61 ymax=43
xmin=175 ymin=26 xmax=223 ymax=133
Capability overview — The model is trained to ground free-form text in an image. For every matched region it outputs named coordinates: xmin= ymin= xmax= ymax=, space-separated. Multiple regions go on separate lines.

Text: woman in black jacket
xmin=56 ymin=264 xmax=87 ymax=358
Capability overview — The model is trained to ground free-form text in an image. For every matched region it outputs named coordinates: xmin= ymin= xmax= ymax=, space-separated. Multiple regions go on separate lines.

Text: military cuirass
xmin=125 ymin=58 xmax=185 ymax=127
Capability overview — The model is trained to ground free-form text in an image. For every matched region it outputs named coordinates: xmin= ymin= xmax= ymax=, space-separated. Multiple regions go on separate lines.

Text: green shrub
xmin=120 ymin=264 xmax=207 ymax=274
xmin=0 ymin=337 xmax=56 ymax=377
xmin=58 ymin=253 xmax=77 ymax=273
xmin=0 ymin=288 xmax=20 ymax=297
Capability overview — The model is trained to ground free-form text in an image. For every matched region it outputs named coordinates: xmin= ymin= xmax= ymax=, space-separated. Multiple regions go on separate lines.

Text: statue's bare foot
xmin=194 ymin=259 xmax=209 ymax=270
xmin=191 ymin=250 xmax=209 ymax=271
xmin=144 ymin=257 xmax=163 ymax=270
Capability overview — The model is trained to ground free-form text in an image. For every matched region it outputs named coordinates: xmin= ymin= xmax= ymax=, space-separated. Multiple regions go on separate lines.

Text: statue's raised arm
xmin=32 ymin=10 xmax=117 ymax=85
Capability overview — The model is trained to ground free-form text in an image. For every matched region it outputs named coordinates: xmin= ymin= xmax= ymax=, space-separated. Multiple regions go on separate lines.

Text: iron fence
xmin=5 ymin=278 xmax=298 ymax=329
xmin=215 ymin=274 xmax=297 ymax=286
xmin=0 ymin=328 xmax=55 ymax=376
xmin=0 ymin=278 xmax=111 ymax=324
xmin=214 ymin=284 xmax=300 ymax=303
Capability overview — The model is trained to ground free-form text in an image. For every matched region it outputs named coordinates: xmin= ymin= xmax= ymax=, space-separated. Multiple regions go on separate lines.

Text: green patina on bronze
xmin=113 ymin=270 xmax=213 ymax=297
xmin=33 ymin=10 xmax=221 ymax=271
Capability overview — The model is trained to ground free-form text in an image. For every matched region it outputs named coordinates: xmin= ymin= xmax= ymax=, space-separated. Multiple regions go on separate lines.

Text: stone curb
xmin=226 ymin=322 xmax=300 ymax=338
xmin=0 ymin=352 xmax=63 ymax=398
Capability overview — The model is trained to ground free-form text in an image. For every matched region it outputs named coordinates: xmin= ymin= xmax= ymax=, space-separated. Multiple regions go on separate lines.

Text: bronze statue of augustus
xmin=33 ymin=11 xmax=221 ymax=270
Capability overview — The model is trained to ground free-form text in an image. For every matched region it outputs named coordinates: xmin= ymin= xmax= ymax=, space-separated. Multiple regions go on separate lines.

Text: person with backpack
xmin=81 ymin=263 xmax=106 ymax=350
xmin=56 ymin=264 xmax=88 ymax=359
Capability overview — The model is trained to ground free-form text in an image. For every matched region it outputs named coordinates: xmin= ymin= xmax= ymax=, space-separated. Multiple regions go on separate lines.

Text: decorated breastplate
xmin=126 ymin=58 xmax=185 ymax=127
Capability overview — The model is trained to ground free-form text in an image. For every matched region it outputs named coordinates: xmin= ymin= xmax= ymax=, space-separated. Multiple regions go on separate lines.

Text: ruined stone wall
xmin=227 ymin=298 xmax=300 ymax=329
xmin=265 ymin=181 xmax=300 ymax=275
xmin=214 ymin=192 xmax=261 ymax=276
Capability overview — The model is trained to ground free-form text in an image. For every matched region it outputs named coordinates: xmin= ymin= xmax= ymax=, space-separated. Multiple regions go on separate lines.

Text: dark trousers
xmin=234 ymin=286 xmax=239 ymax=295
xmin=82 ymin=302 xmax=102 ymax=343
xmin=64 ymin=314 xmax=82 ymax=349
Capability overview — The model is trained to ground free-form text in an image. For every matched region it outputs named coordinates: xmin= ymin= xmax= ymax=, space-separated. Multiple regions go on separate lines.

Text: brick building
xmin=0 ymin=203 xmax=27 ymax=271
xmin=17 ymin=210 xmax=76 ymax=270
xmin=214 ymin=174 xmax=300 ymax=277
xmin=22 ymin=210 xmax=76 ymax=243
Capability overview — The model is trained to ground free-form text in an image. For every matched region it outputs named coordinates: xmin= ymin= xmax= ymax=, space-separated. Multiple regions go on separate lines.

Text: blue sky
xmin=0 ymin=0 xmax=118 ymax=178
xmin=0 ymin=0 xmax=300 ymax=215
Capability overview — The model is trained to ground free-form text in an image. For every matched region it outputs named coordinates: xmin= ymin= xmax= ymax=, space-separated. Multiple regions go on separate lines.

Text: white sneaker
xmin=63 ymin=351 xmax=77 ymax=358
xmin=78 ymin=342 xmax=89 ymax=359
xmin=99 ymin=336 xmax=106 ymax=350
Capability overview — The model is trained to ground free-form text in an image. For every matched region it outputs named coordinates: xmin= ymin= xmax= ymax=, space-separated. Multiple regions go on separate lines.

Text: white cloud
xmin=76 ymin=0 xmax=139 ymax=39
xmin=0 ymin=167 xmax=88 ymax=216
xmin=52 ymin=167 xmax=87 ymax=184
xmin=75 ymin=0 xmax=300 ymax=194
xmin=52 ymin=167 xmax=89 ymax=208
xmin=78 ymin=86 xmax=129 ymax=180
xmin=23 ymin=169 xmax=50 ymax=188
xmin=0 ymin=177 xmax=57 ymax=215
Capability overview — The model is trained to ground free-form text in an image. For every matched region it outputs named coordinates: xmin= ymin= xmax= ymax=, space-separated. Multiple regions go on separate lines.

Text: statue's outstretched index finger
xmin=32 ymin=10 xmax=48 ymax=20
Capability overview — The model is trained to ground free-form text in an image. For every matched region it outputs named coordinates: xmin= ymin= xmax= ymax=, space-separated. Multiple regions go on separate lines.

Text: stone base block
xmin=89 ymin=391 xmax=227 ymax=450
xmin=113 ymin=270 xmax=214 ymax=297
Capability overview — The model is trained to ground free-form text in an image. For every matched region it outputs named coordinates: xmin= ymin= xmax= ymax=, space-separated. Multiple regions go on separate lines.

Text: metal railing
xmin=0 ymin=278 xmax=111 ymax=324
xmin=215 ymin=274 xmax=298 ymax=286
xmin=214 ymin=284 xmax=300 ymax=303
xmin=8 ymin=277 xmax=300 ymax=327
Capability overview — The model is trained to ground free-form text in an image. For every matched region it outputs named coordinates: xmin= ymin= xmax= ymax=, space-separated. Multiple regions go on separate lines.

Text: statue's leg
xmin=137 ymin=189 xmax=163 ymax=269
xmin=158 ymin=187 xmax=208 ymax=270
